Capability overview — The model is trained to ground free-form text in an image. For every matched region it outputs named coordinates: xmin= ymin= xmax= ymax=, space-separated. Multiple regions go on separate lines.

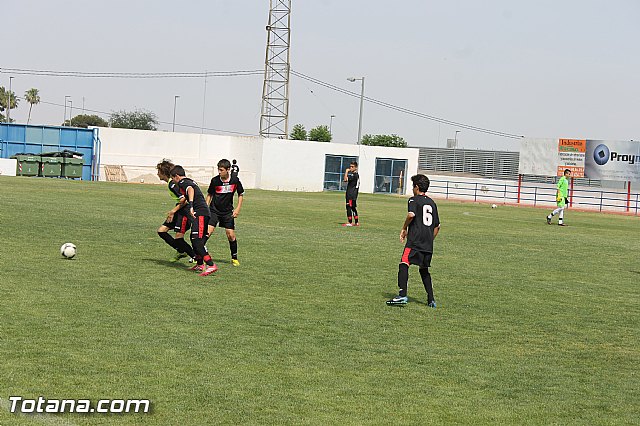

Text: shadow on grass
xmin=143 ymin=258 xmax=192 ymax=269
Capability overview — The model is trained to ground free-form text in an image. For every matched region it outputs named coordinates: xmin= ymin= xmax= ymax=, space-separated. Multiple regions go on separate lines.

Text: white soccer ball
xmin=60 ymin=243 xmax=77 ymax=259
xmin=491 ymin=204 xmax=498 ymax=209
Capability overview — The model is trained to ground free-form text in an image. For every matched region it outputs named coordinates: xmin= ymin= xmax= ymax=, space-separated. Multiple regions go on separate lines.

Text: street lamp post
xmin=329 ymin=114 xmax=335 ymax=136
xmin=69 ymin=100 xmax=73 ymax=125
xmin=63 ymin=95 xmax=70 ymax=126
xmin=347 ymin=77 xmax=365 ymax=144
xmin=172 ymin=95 xmax=180 ymax=132
xmin=454 ymin=130 xmax=461 ymax=148
xmin=7 ymin=76 xmax=14 ymax=123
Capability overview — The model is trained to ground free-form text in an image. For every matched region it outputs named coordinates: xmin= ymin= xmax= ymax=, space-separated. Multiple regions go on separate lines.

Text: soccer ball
xmin=491 ymin=204 xmax=498 ymax=209
xmin=60 ymin=243 xmax=77 ymax=259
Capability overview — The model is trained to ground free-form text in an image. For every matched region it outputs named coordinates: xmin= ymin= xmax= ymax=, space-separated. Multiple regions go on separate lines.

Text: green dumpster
xmin=11 ymin=155 xmax=40 ymax=176
xmin=62 ymin=157 xmax=84 ymax=178
xmin=40 ymin=156 xmax=63 ymax=177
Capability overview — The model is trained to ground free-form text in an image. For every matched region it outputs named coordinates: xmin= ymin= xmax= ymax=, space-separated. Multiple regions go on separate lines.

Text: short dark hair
xmin=232 ymin=159 xmax=237 ymax=164
xmin=156 ymin=158 xmax=174 ymax=179
xmin=217 ymin=159 xmax=231 ymax=170
xmin=411 ymin=174 xmax=430 ymax=192
xmin=169 ymin=165 xmax=186 ymax=177
xmin=350 ymin=161 xmax=358 ymax=167
xmin=564 ymin=169 xmax=571 ymax=174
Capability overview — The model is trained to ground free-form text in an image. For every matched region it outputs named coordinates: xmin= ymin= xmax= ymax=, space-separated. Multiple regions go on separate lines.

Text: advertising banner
xmin=557 ymin=139 xmax=585 ymax=177
xmin=585 ymin=140 xmax=640 ymax=182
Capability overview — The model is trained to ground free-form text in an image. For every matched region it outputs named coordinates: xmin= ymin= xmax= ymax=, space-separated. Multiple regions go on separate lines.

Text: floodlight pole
xmin=7 ymin=76 xmax=14 ymax=123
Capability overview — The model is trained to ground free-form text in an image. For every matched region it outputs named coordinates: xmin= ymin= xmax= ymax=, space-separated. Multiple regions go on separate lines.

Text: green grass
xmin=0 ymin=176 xmax=638 ymax=425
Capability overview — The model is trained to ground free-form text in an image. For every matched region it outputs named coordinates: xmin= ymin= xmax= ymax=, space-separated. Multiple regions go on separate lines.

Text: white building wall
xmin=0 ymin=158 xmax=17 ymax=176
xmin=96 ymin=128 xmax=419 ymax=195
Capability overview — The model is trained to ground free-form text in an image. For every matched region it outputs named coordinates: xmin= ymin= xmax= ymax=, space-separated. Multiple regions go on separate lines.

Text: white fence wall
xmin=96 ymin=128 xmax=419 ymax=195
xmin=0 ymin=158 xmax=17 ymax=176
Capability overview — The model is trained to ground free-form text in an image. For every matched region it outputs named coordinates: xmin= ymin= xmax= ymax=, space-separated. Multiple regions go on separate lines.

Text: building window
xmin=375 ymin=158 xmax=407 ymax=194
xmin=324 ymin=155 xmax=358 ymax=191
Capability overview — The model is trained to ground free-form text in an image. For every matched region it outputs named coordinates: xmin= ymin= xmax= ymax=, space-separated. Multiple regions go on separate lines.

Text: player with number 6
xmin=387 ymin=174 xmax=441 ymax=307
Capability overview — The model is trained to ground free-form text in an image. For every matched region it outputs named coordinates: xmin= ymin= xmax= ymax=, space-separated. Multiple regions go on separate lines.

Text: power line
xmin=3 ymin=65 xmax=524 ymax=138
xmin=290 ymin=69 xmax=524 ymax=139
xmin=17 ymin=97 xmax=259 ymax=137
xmin=0 ymin=67 xmax=263 ymax=79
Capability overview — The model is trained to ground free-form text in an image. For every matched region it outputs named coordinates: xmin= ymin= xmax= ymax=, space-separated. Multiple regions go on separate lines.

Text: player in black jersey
xmin=230 ymin=159 xmax=240 ymax=180
xmin=206 ymin=159 xmax=244 ymax=266
xmin=342 ymin=161 xmax=360 ymax=226
xmin=170 ymin=165 xmax=218 ymax=277
xmin=387 ymin=174 xmax=440 ymax=307
xmin=155 ymin=159 xmax=196 ymax=262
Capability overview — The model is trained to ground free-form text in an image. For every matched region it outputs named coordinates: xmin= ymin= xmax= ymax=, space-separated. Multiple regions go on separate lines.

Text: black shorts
xmin=346 ymin=198 xmax=357 ymax=209
xmin=210 ymin=211 xmax=235 ymax=230
xmin=163 ymin=212 xmax=191 ymax=233
xmin=400 ymin=247 xmax=432 ymax=269
xmin=190 ymin=214 xmax=210 ymax=239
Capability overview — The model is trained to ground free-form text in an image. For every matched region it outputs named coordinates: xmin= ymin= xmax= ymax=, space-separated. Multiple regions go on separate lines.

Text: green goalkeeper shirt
xmin=557 ymin=176 xmax=569 ymax=198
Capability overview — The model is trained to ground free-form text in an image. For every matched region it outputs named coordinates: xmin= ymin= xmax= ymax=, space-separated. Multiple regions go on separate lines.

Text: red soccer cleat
xmin=189 ymin=264 xmax=204 ymax=272
xmin=199 ymin=264 xmax=218 ymax=276
xmin=341 ymin=223 xmax=353 ymax=227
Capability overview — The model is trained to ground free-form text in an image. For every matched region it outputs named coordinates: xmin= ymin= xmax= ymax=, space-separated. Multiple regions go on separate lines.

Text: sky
xmin=2 ymin=0 xmax=639 ymax=151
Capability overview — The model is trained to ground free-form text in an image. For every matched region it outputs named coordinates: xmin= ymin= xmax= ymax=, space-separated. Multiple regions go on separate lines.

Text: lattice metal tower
xmin=260 ymin=0 xmax=291 ymax=139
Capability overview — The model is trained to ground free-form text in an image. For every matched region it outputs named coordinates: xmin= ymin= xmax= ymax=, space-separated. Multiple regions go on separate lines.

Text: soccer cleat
xmin=172 ymin=252 xmax=188 ymax=262
xmin=558 ymin=223 xmax=567 ymax=226
xmin=546 ymin=216 xmax=551 ymax=225
xmin=342 ymin=223 xmax=353 ymax=227
xmin=189 ymin=264 xmax=204 ymax=272
xmin=386 ymin=295 xmax=408 ymax=305
xmin=428 ymin=300 xmax=437 ymax=309
xmin=231 ymin=259 xmax=240 ymax=267
xmin=199 ymin=264 xmax=218 ymax=276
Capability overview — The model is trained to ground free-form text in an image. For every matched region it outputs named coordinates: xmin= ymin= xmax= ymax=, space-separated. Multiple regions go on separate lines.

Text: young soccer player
xmin=547 ymin=169 xmax=571 ymax=226
xmin=170 ymin=165 xmax=218 ymax=277
xmin=342 ymin=161 xmax=360 ymax=226
xmin=206 ymin=159 xmax=244 ymax=266
xmin=231 ymin=159 xmax=240 ymax=180
xmin=387 ymin=174 xmax=441 ymax=307
xmin=156 ymin=159 xmax=196 ymax=261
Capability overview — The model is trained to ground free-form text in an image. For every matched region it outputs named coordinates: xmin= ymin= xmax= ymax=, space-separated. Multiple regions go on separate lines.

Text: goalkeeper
xmin=547 ymin=169 xmax=571 ymax=226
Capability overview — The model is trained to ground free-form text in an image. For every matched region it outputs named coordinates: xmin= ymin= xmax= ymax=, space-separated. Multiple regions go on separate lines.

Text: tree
xmin=109 ymin=109 xmax=158 ymax=130
xmin=361 ymin=134 xmax=407 ymax=148
xmin=24 ymin=88 xmax=40 ymax=125
xmin=0 ymin=86 xmax=19 ymax=123
xmin=308 ymin=125 xmax=332 ymax=142
xmin=64 ymin=114 xmax=109 ymax=128
xmin=289 ymin=123 xmax=307 ymax=140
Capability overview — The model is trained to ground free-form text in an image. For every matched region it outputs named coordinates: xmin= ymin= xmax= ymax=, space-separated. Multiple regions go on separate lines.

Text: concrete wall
xmin=97 ymin=128 xmax=419 ymax=195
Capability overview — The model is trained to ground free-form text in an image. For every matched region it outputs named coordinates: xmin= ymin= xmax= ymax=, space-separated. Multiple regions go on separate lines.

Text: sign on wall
xmin=520 ymin=138 xmax=640 ymax=182
xmin=585 ymin=140 xmax=640 ymax=182
xmin=557 ymin=139 xmax=585 ymax=177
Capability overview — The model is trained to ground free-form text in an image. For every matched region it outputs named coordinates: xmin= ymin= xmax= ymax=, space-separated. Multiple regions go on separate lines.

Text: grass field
xmin=0 ymin=176 xmax=638 ymax=425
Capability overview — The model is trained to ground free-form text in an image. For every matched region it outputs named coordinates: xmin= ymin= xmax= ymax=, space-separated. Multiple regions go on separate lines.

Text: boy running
xmin=342 ymin=161 xmax=360 ymax=226
xmin=387 ymin=174 xmax=440 ymax=307
xmin=206 ymin=159 xmax=244 ymax=266
xmin=170 ymin=165 xmax=218 ymax=277
xmin=156 ymin=159 xmax=196 ymax=262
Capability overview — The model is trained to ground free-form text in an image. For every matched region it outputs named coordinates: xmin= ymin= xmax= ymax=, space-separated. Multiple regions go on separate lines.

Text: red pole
xmin=627 ymin=181 xmax=631 ymax=212
xmin=517 ymin=174 xmax=522 ymax=203
xmin=570 ymin=177 xmax=574 ymax=207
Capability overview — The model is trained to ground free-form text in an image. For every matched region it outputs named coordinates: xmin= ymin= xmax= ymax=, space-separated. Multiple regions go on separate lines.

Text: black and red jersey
xmin=406 ymin=195 xmax=440 ymax=253
xmin=207 ymin=175 xmax=244 ymax=214
xmin=177 ymin=178 xmax=210 ymax=217
xmin=346 ymin=171 xmax=359 ymax=200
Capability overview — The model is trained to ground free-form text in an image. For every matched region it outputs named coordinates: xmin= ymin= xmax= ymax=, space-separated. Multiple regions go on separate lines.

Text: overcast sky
xmin=3 ymin=0 xmax=638 ymax=151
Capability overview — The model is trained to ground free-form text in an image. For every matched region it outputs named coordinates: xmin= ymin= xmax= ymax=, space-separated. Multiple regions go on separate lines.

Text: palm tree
xmin=25 ymin=88 xmax=40 ymax=124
